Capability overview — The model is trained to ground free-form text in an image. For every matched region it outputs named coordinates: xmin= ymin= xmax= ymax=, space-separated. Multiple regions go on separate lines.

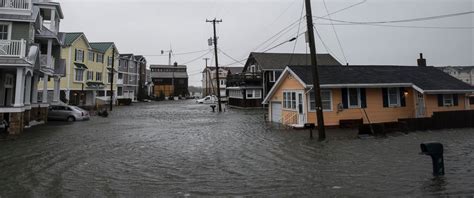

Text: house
xmin=202 ymin=66 xmax=243 ymax=98
xmin=263 ymin=63 xmax=474 ymax=127
xmin=134 ymin=55 xmax=150 ymax=101
xmin=227 ymin=52 xmax=341 ymax=108
xmin=89 ymin=42 xmax=119 ymax=105
xmin=117 ymin=54 xmax=140 ymax=101
xmin=439 ymin=66 xmax=474 ymax=86
xmin=150 ymin=63 xmax=189 ymax=98
xmin=0 ymin=0 xmax=65 ymax=134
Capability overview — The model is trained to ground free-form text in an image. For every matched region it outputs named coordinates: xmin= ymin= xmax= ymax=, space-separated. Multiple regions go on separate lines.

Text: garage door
xmin=271 ymin=102 xmax=282 ymax=123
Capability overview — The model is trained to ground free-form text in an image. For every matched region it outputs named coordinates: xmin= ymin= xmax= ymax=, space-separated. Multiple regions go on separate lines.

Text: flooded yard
xmin=0 ymin=100 xmax=473 ymax=197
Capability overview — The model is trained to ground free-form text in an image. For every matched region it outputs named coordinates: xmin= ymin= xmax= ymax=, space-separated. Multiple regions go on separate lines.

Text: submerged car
xmin=48 ymin=105 xmax=90 ymax=122
xmin=196 ymin=95 xmax=217 ymax=104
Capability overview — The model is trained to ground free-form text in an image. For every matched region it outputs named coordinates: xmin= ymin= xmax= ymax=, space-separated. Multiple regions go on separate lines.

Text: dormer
xmin=35 ymin=1 xmax=64 ymax=35
xmin=0 ymin=0 xmax=33 ymax=15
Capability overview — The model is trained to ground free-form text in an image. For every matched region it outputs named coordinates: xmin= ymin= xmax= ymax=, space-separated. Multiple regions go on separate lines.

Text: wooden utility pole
xmin=206 ymin=18 xmax=223 ymax=112
xmin=110 ymin=46 xmax=115 ymax=111
xmin=305 ymin=0 xmax=326 ymax=140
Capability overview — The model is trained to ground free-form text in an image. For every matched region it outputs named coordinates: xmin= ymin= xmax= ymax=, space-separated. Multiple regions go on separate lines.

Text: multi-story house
xmin=134 ymin=55 xmax=149 ymax=101
xmin=202 ymin=66 xmax=243 ymax=98
xmin=88 ymin=42 xmax=119 ymax=106
xmin=117 ymin=54 xmax=139 ymax=101
xmin=0 ymin=0 xmax=65 ymax=134
xmin=440 ymin=66 xmax=474 ymax=86
xmin=150 ymin=63 xmax=188 ymax=98
xmin=40 ymin=34 xmax=119 ymax=108
xmin=226 ymin=52 xmax=341 ymax=108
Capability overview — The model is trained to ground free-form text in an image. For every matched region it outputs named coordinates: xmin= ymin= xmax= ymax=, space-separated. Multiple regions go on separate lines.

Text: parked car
xmin=196 ymin=95 xmax=217 ymax=104
xmin=48 ymin=105 xmax=90 ymax=122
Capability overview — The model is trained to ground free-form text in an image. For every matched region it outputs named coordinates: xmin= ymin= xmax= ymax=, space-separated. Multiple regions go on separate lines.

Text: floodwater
xmin=1 ymin=100 xmax=473 ymax=197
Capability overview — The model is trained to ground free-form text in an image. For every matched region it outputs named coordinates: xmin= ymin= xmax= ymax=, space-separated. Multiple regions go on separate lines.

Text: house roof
xmin=263 ymin=65 xmax=474 ymax=104
xmin=203 ymin=66 xmax=244 ymax=74
xmin=0 ymin=6 xmax=39 ymax=22
xmin=290 ymin=65 xmax=474 ymax=91
xmin=440 ymin=66 xmax=474 ymax=73
xmin=62 ymin=32 xmax=84 ymax=46
xmin=90 ymin=42 xmax=115 ymax=53
xmin=244 ymin=52 xmax=341 ymax=70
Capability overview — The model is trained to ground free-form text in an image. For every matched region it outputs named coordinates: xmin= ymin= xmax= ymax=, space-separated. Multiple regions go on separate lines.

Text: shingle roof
xmin=90 ymin=42 xmax=114 ymax=53
xmin=289 ymin=65 xmax=474 ymax=91
xmin=247 ymin=52 xmax=341 ymax=70
xmin=62 ymin=32 xmax=83 ymax=46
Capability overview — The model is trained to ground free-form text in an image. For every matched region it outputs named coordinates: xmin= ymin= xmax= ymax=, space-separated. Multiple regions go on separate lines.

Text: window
xmin=88 ymin=51 xmax=95 ymax=62
xmin=309 ymin=90 xmax=332 ymax=111
xmin=97 ymin=91 xmax=105 ymax=97
xmin=443 ymin=94 xmax=453 ymax=106
xmin=470 ymin=97 xmax=474 ymax=105
xmin=348 ymin=88 xmax=360 ymax=108
xmin=118 ymin=73 xmax=123 ymax=80
xmin=283 ymin=91 xmax=296 ymax=110
xmin=269 ymin=71 xmax=276 ymax=82
xmin=107 ymin=56 xmax=113 ymax=66
xmin=388 ymin=88 xmax=400 ymax=107
xmin=4 ymin=74 xmax=13 ymax=88
xmin=0 ymin=23 xmax=10 ymax=40
xmin=97 ymin=53 xmax=104 ymax=63
xmin=249 ymin=65 xmax=256 ymax=73
xmin=96 ymin=72 xmax=102 ymax=81
xmin=220 ymin=80 xmax=225 ymax=86
xmin=86 ymin=71 xmax=93 ymax=81
xmin=74 ymin=69 xmax=84 ymax=82
xmin=75 ymin=49 xmax=84 ymax=62
xmin=246 ymin=89 xmax=261 ymax=99
xmin=229 ymin=90 xmax=243 ymax=98
xmin=108 ymin=72 xmax=112 ymax=83
xmin=117 ymin=87 xmax=123 ymax=96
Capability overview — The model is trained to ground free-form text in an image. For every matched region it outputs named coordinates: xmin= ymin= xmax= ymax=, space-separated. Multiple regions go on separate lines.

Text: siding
xmin=425 ymin=94 xmax=467 ymax=117
xmin=11 ymin=22 xmax=31 ymax=40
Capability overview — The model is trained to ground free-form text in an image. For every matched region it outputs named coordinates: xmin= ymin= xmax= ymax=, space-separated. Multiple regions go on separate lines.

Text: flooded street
xmin=1 ymin=100 xmax=473 ymax=197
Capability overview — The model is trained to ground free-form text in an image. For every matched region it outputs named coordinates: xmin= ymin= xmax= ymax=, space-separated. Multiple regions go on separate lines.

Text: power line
xmin=143 ymin=49 xmax=210 ymax=57
xmin=320 ymin=0 xmax=367 ymax=18
xmin=315 ymin=22 xmax=474 ymax=29
xmin=313 ymin=26 xmax=345 ymax=64
xmin=288 ymin=1 xmax=305 ymax=65
xmin=218 ymin=48 xmax=246 ymax=65
xmin=315 ymin=11 xmax=474 ymax=25
xmin=322 ymin=0 xmax=348 ymax=64
xmin=181 ymin=50 xmax=213 ymax=65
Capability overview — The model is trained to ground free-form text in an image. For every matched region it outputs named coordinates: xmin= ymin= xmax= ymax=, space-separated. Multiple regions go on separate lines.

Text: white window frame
xmin=74 ymin=69 xmax=84 ymax=82
xmin=86 ymin=71 xmax=93 ymax=81
xmin=0 ymin=22 xmax=12 ymax=40
xmin=76 ymin=49 xmax=84 ymax=62
xmin=309 ymin=90 xmax=333 ymax=112
xmin=269 ymin=71 xmax=276 ymax=82
xmin=97 ymin=53 xmax=104 ymax=63
xmin=108 ymin=56 xmax=113 ymax=66
xmin=443 ymin=94 xmax=454 ymax=106
xmin=347 ymin=88 xmax=361 ymax=108
xmin=246 ymin=89 xmax=261 ymax=99
xmin=283 ymin=91 xmax=297 ymax=110
xmin=229 ymin=89 xmax=243 ymax=99
xmin=249 ymin=65 xmax=256 ymax=73
xmin=387 ymin=87 xmax=400 ymax=107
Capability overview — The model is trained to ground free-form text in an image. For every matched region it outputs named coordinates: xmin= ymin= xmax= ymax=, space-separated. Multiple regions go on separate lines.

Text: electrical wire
xmin=143 ymin=49 xmax=210 ymax=57
xmin=322 ymin=0 xmax=348 ymax=64
xmin=218 ymin=48 xmax=246 ymax=65
xmin=313 ymin=26 xmax=345 ymax=65
xmin=181 ymin=50 xmax=213 ymax=65
xmin=288 ymin=1 xmax=306 ymax=65
xmin=315 ymin=22 xmax=474 ymax=29
xmin=314 ymin=11 xmax=474 ymax=25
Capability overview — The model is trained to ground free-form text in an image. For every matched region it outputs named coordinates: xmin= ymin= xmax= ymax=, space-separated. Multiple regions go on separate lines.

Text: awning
xmin=74 ymin=63 xmax=88 ymax=69
xmin=86 ymin=82 xmax=105 ymax=89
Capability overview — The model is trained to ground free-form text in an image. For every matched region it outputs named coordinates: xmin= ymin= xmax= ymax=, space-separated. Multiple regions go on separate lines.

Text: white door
xmin=271 ymin=102 xmax=282 ymax=123
xmin=297 ymin=92 xmax=305 ymax=125
xmin=416 ymin=92 xmax=425 ymax=117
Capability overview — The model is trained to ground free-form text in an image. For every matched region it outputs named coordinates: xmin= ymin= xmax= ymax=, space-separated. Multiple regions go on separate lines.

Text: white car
xmin=196 ymin=95 xmax=217 ymax=104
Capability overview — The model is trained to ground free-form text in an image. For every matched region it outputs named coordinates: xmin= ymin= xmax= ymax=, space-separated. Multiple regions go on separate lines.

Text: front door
xmin=297 ymin=92 xmax=305 ymax=125
xmin=416 ymin=92 xmax=425 ymax=118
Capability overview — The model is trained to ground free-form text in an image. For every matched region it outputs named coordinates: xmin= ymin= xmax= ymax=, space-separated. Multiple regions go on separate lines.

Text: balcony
xmin=0 ymin=0 xmax=32 ymax=15
xmin=40 ymin=54 xmax=55 ymax=70
xmin=227 ymin=72 xmax=263 ymax=87
xmin=0 ymin=39 xmax=26 ymax=58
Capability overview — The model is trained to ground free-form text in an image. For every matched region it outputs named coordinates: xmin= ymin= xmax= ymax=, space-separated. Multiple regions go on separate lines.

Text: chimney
xmin=174 ymin=62 xmax=178 ymax=67
xmin=417 ymin=53 xmax=426 ymax=67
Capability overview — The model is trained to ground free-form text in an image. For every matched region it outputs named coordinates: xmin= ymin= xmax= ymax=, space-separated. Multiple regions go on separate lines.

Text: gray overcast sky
xmin=59 ymin=0 xmax=474 ymax=86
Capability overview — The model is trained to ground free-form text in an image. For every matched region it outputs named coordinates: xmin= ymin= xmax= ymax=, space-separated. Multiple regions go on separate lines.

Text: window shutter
xmin=74 ymin=49 xmax=77 ymax=61
xmin=360 ymin=88 xmax=367 ymax=108
xmin=382 ymin=88 xmax=388 ymax=108
xmin=82 ymin=50 xmax=84 ymax=62
xmin=437 ymin=94 xmax=443 ymax=107
xmin=453 ymin=94 xmax=459 ymax=106
xmin=399 ymin=87 xmax=406 ymax=107
xmin=341 ymin=88 xmax=348 ymax=109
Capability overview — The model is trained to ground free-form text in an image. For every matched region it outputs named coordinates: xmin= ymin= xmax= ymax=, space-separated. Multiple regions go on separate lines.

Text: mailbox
xmin=420 ymin=142 xmax=445 ymax=176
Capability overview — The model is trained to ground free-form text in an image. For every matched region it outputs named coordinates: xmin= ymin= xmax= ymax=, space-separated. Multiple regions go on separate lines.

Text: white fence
xmin=0 ymin=39 xmax=26 ymax=58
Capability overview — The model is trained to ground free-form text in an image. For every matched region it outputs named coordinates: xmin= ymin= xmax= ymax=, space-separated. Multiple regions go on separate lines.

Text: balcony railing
xmin=40 ymin=54 xmax=55 ymax=70
xmin=0 ymin=0 xmax=32 ymax=14
xmin=0 ymin=39 xmax=26 ymax=58
xmin=227 ymin=72 xmax=263 ymax=87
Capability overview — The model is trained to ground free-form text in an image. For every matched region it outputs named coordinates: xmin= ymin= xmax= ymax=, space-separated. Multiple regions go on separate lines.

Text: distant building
xmin=150 ymin=63 xmax=188 ymax=98
xmin=118 ymin=54 xmax=139 ymax=101
xmin=439 ymin=66 xmax=474 ymax=86
xmin=202 ymin=66 xmax=243 ymax=97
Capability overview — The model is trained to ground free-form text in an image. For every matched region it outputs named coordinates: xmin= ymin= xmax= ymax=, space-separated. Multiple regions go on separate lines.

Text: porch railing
xmin=40 ymin=54 xmax=55 ymax=70
xmin=0 ymin=39 xmax=26 ymax=58
xmin=0 ymin=0 xmax=31 ymax=10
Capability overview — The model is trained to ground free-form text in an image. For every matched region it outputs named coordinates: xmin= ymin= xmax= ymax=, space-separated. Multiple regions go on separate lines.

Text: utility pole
xmin=203 ymin=57 xmax=210 ymax=96
xmin=110 ymin=46 xmax=115 ymax=111
xmin=206 ymin=18 xmax=222 ymax=112
xmin=305 ymin=0 xmax=326 ymax=140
